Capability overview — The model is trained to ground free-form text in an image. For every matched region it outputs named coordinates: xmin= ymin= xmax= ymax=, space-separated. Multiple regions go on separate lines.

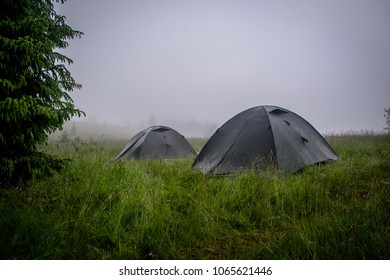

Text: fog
xmin=55 ymin=0 xmax=390 ymax=137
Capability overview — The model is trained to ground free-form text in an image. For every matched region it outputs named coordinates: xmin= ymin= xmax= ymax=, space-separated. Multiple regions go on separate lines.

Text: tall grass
xmin=0 ymin=134 xmax=389 ymax=259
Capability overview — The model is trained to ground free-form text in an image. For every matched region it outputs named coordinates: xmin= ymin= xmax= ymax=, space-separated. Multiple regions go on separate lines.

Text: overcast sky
xmin=56 ymin=0 xmax=390 ymax=134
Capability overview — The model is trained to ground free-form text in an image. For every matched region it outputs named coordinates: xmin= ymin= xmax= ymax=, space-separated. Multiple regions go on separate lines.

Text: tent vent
xmin=155 ymin=128 xmax=170 ymax=133
xmin=301 ymin=136 xmax=308 ymax=143
xmin=284 ymin=120 xmax=290 ymax=126
xmin=270 ymin=108 xmax=288 ymax=115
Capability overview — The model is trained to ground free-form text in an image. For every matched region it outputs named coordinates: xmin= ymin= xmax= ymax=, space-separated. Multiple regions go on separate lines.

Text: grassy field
xmin=0 ymin=134 xmax=389 ymax=259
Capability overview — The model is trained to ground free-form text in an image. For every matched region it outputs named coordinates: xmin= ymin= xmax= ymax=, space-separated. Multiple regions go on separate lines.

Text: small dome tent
xmin=192 ymin=105 xmax=338 ymax=175
xmin=115 ymin=126 xmax=196 ymax=160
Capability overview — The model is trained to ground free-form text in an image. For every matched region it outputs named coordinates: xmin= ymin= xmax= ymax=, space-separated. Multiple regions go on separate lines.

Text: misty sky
xmin=56 ymin=0 xmax=390 ymax=134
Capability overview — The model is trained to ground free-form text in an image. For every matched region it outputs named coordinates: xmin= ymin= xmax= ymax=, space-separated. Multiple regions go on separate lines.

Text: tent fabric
xmin=192 ymin=105 xmax=338 ymax=175
xmin=115 ymin=126 xmax=196 ymax=160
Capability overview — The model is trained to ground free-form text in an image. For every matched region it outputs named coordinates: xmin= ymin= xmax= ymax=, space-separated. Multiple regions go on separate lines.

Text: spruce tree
xmin=0 ymin=0 xmax=84 ymax=187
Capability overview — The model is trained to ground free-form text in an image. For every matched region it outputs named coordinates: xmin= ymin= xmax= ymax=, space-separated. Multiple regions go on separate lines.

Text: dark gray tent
xmin=192 ymin=105 xmax=338 ymax=175
xmin=115 ymin=125 xmax=196 ymax=160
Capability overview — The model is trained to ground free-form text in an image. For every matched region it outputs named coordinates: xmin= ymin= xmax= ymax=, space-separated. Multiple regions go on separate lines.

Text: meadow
xmin=0 ymin=133 xmax=389 ymax=259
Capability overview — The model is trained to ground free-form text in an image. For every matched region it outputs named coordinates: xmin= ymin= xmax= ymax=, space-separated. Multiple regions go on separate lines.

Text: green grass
xmin=1 ymin=134 xmax=389 ymax=259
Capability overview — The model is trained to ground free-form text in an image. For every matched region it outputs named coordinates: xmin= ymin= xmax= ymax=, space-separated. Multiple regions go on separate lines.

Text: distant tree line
xmin=385 ymin=107 xmax=390 ymax=132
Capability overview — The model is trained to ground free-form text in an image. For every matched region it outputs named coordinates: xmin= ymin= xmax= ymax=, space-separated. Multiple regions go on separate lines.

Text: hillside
xmin=1 ymin=134 xmax=389 ymax=259
xmin=49 ymin=121 xmax=134 ymax=142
